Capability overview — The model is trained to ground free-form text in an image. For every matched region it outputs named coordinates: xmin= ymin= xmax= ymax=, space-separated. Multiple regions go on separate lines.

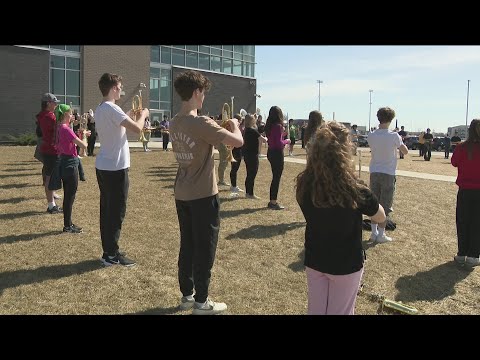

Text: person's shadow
xmin=394 ymin=261 xmax=473 ymax=303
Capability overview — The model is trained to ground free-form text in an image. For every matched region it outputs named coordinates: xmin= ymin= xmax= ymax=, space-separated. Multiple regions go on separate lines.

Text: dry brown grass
xmin=0 ymin=145 xmax=477 ymax=315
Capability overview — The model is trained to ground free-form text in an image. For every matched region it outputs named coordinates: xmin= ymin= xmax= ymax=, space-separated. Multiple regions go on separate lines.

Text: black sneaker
xmin=267 ymin=202 xmax=285 ymax=210
xmin=47 ymin=205 xmax=63 ymax=214
xmin=63 ymin=224 xmax=83 ymax=233
xmin=101 ymin=253 xmax=136 ymax=267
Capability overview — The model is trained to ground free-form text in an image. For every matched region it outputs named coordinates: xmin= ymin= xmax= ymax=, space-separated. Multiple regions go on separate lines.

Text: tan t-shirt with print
xmin=171 ymin=114 xmax=227 ymax=201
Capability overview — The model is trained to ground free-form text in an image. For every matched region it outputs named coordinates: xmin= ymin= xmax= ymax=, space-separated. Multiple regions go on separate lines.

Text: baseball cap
xmin=41 ymin=93 xmax=60 ymax=103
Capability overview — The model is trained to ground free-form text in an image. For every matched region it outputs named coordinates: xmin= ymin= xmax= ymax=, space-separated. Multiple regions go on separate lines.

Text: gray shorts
xmin=370 ymin=172 xmax=396 ymax=216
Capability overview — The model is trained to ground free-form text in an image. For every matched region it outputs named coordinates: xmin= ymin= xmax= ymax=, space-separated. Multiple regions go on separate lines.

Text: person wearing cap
xmin=423 ymin=128 xmax=434 ymax=161
xmin=95 ymin=73 xmax=149 ymax=267
xmin=37 ymin=93 xmax=62 ymax=214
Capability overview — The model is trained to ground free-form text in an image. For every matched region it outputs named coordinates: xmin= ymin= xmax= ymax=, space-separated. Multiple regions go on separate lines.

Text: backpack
xmin=362 ymin=218 xmax=396 ymax=231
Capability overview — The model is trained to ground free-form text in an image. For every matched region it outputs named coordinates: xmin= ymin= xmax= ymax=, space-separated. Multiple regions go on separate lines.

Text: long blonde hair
xmin=296 ymin=121 xmax=367 ymax=208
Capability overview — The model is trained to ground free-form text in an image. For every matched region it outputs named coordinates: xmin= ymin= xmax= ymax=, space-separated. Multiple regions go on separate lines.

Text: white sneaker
xmin=179 ymin=295 xmax=195 ymax=310
xmin=192 ymin=298 xmax=227 ymax=315
xmin=376 ymin=233 xmax=392 ymax=243
xmin=466 ymin=257 xmax=480 ymax=267
xmin=230 ymin=186 xmax=244 ymax=193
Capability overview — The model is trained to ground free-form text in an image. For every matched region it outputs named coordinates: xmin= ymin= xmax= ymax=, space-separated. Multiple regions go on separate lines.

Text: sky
xmin=254 ymin=46 xmax=480 ymax=133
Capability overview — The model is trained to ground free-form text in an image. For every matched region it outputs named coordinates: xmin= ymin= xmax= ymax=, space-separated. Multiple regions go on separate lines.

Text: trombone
xmin=220 ymin=102 xmax=236 ymax=162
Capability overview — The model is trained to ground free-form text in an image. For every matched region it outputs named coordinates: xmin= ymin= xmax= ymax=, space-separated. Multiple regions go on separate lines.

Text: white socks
xmin=371 ymin=223 xmax=378 ymax=238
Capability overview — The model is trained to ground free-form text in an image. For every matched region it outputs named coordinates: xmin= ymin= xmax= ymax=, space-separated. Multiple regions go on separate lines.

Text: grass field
xmin=0 ymin=145 xmax=477 ymax=315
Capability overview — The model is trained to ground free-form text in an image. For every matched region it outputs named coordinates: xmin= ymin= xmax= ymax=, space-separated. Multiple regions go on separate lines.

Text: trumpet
xmin=221 ymin=103 xmax=236 ymax=163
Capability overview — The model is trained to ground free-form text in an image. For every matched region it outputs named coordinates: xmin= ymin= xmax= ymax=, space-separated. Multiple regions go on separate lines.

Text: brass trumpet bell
xmin=221 ymin=103 xmax=236 ymax=163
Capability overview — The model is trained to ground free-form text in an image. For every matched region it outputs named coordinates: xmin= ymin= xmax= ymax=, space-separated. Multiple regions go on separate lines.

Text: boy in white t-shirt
xmin=367 ymin=107 xmax=408 ymax=243
xmin=95 ymin=73 xmax=149 ymax=267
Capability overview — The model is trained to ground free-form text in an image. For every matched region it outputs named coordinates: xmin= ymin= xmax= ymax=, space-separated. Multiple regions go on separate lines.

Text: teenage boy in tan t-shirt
xmin=171 ymin=70 xmax=243 ymax=315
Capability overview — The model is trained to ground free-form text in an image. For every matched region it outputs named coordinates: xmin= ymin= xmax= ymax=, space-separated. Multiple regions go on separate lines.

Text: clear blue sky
xmin=255 ymin=46 xmax=480 ymax=133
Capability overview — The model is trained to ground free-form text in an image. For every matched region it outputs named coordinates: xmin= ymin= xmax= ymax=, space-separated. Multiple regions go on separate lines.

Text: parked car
xmin=404 ymin=136 xmax=419 ymax=150
xmin=432 ymin=137 xmax=445 ymax=151
xmin=357 ymin=135 xmax=369 ymax=147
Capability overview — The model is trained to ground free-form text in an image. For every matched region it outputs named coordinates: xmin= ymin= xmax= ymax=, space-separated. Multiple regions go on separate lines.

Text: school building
xmin=0 ymin=45 xmax=258 ymax=141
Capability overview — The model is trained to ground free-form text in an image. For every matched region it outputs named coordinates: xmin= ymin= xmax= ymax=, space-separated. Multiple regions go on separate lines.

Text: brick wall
xmin=0 ymin=46 xmax=50 ymax=140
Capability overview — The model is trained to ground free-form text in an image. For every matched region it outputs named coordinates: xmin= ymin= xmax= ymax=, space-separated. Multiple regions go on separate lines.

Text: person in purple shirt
xmin=265 ymin=106 xmax=290 ymax=210
xmin=54 ymin=104 xmax=87 ymax=233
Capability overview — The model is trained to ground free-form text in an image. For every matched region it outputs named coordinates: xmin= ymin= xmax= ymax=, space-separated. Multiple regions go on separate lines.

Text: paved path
xmin=108 ymin=140 xmax=457 ymax=183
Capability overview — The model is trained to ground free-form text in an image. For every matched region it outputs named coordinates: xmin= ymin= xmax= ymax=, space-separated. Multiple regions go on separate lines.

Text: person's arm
xmin=451 ymin=146 xmax=460 ymax=167
xmin=399 ymin=144 xmax=408 ymax=155
xmin=121 ymin=108 xmax=149 ymax=134
xmin=73 ymin=136 xmax=87 ymax=150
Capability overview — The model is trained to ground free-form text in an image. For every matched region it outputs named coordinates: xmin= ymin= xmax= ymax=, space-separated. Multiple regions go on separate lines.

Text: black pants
xmin=244 ymin=153 xmax=259 ymax=196
xmin=419 ymin=144 xmax=424 ymax=157
xmin=96 ymin=168 xmax=129 ymax=256
xmin=87 ymin=135 xmax=96 ymax=156
xmin=456 ymin=189 xmax=480 ymax=258
xmin=62 ymin=168 xmax=78 ymax=228
xmin=445 ymin=147 xmax=450 ymax=159
xmin=423 ymin=143 xmax=431 ymax=161
xmin=163 ymin=132 xmax=170 ymax=150
xmin=176 ymin=194 xmax=220 ymax=303
xmin=267 ymin=148 xmax=284 ymax=201
xmin=229 ymin=148 xmax=242 ymax=187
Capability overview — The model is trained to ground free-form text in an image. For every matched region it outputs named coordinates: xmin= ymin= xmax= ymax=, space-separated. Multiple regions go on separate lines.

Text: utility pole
xmin=317 ymin=80 xmax=323 ymax=112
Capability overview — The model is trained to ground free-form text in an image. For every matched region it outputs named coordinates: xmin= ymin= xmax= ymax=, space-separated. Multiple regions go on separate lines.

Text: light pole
xmin=466 ymin=80 xmax=471 ymax=127
xmin=368 ymin=89 xmax=373 ymax=132
xmin=317 ymin=80 xmax=323 ymax=112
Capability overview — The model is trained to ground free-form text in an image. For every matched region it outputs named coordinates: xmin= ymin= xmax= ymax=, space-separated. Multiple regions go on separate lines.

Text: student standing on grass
xmin=95 ymin=73 xmax=149 ymax=267
xmin=296 ymin=121 xmax=386 ymax=315
xmin=37 ymin=93 xmax=62 ymax=214
xmin=265 ymin=106 xmax=290 ymax=210
xmin=171 ymin=70 xmax=243 ymax=315
xmin=243 ymin=113 xmax=267 ymax=199
xmin=451 ymin=119 xmax=480 ymax=267
xmin=367 ymin=107 xmax=408 ymax=243
xmin=52 ymin=104 xmax=87 ymax=233
xmin=303 ymin=110 xmax=324 ymax=150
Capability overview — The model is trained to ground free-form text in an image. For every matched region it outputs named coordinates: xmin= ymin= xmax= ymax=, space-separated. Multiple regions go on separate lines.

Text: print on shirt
xmin=172 ymin=131 xmax=196 ymax=164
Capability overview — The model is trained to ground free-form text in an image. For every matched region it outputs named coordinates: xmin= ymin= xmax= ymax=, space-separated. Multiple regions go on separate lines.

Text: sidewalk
xmin=112 ymin=140 xmax=456 ymax=183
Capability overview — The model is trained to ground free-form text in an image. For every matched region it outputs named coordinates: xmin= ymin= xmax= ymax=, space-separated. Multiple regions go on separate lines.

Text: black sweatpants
xmin=96 ymin=168 xmax=129 ymax=256
xmin=267 ymin=148 xmax=284 ymax=201
xmin=62 ymin=168 xmax=78 ymax=228
xmin=244 ymin=153 xmax=259 ymax=196
xmin=175 ymin=194 xmax=220 ymax=304
xmin=456 ymin=189 xmax=480 ymax=258
xmin=229 ymin=148 xmax=242 ymax=187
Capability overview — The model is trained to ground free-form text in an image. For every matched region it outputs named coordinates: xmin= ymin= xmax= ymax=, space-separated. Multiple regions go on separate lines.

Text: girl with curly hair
xmin=296 ymin=121 xmax=386 ymax=315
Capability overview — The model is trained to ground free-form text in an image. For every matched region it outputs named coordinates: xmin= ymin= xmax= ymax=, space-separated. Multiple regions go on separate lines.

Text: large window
xmin=149 ymin=67 xmax=172 ymax=112
xmin=150 ymin=45 xmax=255 ymax=77
xmin=49 ymin=49 xmax=81 ymax=107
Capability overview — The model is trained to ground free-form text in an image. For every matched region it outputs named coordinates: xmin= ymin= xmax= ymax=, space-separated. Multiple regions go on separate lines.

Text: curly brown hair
xmin=296 ymin=121 xmax=367 ymax=208
xmin=174 ymin=70 xmax=212 ymax=101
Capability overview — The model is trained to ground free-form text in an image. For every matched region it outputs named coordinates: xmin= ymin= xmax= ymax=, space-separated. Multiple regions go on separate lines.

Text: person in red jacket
xmin=451 ymin=119 xmax=480 ymax=267
xmin=37 ymin=93 xmax=62 ymax=214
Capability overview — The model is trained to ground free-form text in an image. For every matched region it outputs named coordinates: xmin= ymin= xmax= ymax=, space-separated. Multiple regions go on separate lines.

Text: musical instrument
xmin=240 ymin=108 xmax=248 ymax=118
xmin=132 ymin=84 xmax=146 ymax=142
xmin=78 ymin=113 xmax=89 ymax=157
xmin=382 ymin=298 xmax=418 ymax=315
xmin=220 ymin=102 xmax=236 ymax=162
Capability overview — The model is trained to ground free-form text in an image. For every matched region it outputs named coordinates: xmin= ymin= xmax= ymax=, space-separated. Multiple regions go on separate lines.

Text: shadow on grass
xmin=288 ymin=249 xmax=305 ymax=272
xmin=0 ymin=259 xmax=101 ymax=295
xmin=0 ymin=197 xmax=30 ymax=204
xmin=395 ymin=261 xmax=473 ymax=303
xmin=225 ymin=221 xmax=305 ymax=240
xmin=0 ymin=231 xmax=61 ymax=245
xmin=163 ymin=184 xmax=175 ymax=189
xmin=220 ymin=207 xmax=267 ymax=219
xmin=2 ymin=168 xmax=37 ymax=172
xmin=151 ymin=176 xmax=177 ymax=182
xmin=0 ymin=211 xmax=46 ymax=220
xmin=0 ymin=173 xmax=37 ymax=179
xmin=132 ymin=306 xmax=183 ymax=315
xmin=0 ymin=183 xmax=34 ymax=190
xmin=4 ymin=161 xmax=38 ymax=165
